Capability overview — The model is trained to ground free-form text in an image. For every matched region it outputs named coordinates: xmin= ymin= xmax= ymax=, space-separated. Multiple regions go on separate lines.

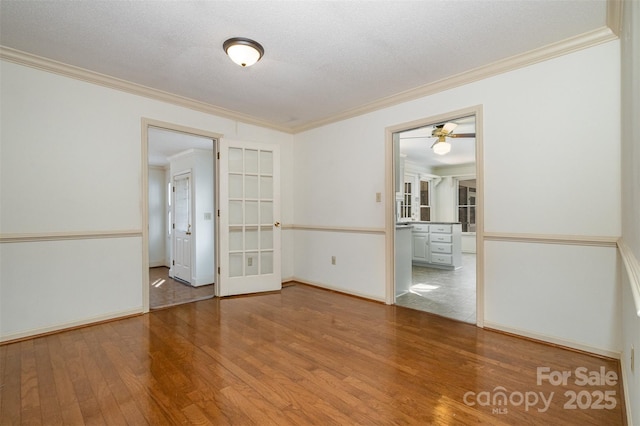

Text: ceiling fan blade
xmin=442 ymin=122 xmax=458 ymax=134
xmin=430 ymin=140 xmax=437 ymax=149
xmin=449 ymin=133 xmax=476 ymax=138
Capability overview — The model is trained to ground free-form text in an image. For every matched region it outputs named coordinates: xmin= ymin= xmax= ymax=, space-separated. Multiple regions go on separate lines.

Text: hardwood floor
xmin=1 ymin=284 xmax=626 ymax=425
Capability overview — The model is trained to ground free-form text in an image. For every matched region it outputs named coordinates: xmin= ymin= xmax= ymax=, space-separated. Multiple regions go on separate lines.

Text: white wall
xmin=148 ymin=166 xmax=167 ymax=267
xmin=0 ymin=238 xmax=143 ymax=338
xmin=620 ymin=0 xmax=640 ymax=422
xmin=293 ymin=230 xmax=386 ymax=301
xmin=292 ymin=40 xmax=621 ymax=354
xmin=484 ymin=241 xmax=619 ymax=353
xmin=194 ymin=149 xmax=215 ymax=286
xmin=0 ymin=59 xmax=294 ymax=341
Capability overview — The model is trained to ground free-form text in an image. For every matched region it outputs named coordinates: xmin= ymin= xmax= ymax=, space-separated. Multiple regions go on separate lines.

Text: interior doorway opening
xmin=142 ymin=120 xmax=222 ymax=311
xmin=387 ymin=106 xmax=483 ymax=325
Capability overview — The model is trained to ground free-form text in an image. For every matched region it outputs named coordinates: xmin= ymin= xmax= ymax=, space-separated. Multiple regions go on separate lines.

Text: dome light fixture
xmin=223 ymin=37 xmax=264 ymax=67
xmin=432 ymin=138 xmax=451 ymax=155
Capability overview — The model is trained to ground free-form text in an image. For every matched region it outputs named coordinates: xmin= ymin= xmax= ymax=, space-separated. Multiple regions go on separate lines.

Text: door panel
xmin=173 ymin=172 xmax=192 ymax=283
xmin=218 ymin=140 xmax=280 ymax=296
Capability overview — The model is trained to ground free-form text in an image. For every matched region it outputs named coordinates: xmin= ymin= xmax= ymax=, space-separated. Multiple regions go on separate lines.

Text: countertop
xmin=395 ymin=224 xmax=413 ymax=229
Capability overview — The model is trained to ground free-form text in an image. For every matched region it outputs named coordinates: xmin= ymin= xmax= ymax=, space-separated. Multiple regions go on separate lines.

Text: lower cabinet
xmin=412 ymin=223 xmax=462 ymax=269
xmin=412 ymin=230 xmax=430 ymax=263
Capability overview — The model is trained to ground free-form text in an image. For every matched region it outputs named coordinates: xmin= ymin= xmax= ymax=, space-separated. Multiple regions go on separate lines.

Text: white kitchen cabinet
xmin=412 ymin=222 xmax=462 ymax=269
xmin=411 ymin=224 xmax=430 ymax=263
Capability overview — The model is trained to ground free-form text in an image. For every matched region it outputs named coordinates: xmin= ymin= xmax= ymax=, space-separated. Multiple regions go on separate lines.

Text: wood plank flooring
xmin=0 ymin=283 xmax=626 ymax=425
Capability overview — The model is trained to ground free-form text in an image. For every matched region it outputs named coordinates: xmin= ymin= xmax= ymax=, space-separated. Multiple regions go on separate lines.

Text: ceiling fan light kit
xmin=428 ymin=121 xmax=475 ymax=155
xmin=223 ymin=37 xmax=264 ymax=67
xmin=432 ymin=140 xmax=452 ymax=155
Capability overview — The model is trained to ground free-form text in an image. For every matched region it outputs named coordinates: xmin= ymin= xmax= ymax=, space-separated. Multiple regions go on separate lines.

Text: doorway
xmin=386 ymin=106 xmax=483 ymax=325
xmin=142 ymin=120 xmax=222 ymax=311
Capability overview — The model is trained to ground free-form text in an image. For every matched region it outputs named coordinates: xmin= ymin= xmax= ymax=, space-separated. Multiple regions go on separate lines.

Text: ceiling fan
xmin=430 ymin=122 xmax=476 ymax=155
xmin=400 ymin=122 xmax=476 ymax=155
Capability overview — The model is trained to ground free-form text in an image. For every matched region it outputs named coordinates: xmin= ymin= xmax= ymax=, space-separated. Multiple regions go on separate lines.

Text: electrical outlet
xmin=376 ymin=192 xmax=382 ymax=202
xmin=631 ymin=345 xmax=635 ymax=373
xmin=331 ymin=256 xmax=336 ymax=265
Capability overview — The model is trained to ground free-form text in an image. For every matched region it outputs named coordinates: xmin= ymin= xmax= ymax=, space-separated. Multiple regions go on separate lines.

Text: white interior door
xmin=218 ymin=140 xmax=281 ymax=296
xmin=173 ymin=172 xmax=192 ymax=284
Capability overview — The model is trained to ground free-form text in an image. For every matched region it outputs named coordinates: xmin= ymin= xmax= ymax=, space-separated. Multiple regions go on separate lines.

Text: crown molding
xmin=292 ymin=26 xmax=618 ymax=133
xmin=1 ymin=20 xmax=619 ymax=135
xmin=0 ymin=46 xmax=293 ymax=134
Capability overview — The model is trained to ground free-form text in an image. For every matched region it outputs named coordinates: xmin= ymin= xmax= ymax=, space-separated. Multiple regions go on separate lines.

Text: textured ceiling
xmin=0 ymin=1 xmax=608 ymax=131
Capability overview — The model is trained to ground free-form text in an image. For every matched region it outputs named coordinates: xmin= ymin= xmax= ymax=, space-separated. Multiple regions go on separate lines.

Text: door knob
xmin=274 ymin=221 xmax=281 ymax=227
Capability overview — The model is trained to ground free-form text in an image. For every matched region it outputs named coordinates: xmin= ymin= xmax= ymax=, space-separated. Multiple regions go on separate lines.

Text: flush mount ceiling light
xmin=223 ymin=37 xmax=264 ymax=67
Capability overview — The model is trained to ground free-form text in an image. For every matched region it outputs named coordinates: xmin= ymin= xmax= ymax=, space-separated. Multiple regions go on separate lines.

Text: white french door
xmin=172 ymin=172 xmax=192 ymax=284
xmin=218 ymin=140 xmax=281 ymax=296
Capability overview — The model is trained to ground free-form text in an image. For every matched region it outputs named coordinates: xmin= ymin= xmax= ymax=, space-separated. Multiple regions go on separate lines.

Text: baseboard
xmin=149 ymin=261 xmax=166 ymax=268
xmin=192 ymin=275 xmax=215 ymax=287
xmin=291 ymin=277 xmax=385 ymax=303
xmin=484 ymin=321 xmax=620 ymax=359
xmin=0 ymin=307 xmax=143 ymax=344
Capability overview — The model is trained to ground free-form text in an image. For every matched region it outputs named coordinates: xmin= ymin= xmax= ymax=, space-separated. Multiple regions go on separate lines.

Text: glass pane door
xmin=219 ymin=140 xmax=280 ymax=296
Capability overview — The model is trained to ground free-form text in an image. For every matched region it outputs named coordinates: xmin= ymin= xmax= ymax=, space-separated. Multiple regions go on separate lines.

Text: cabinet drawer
xmin=430 ymin=243 xmax=452 ymax=254
xmin=412 ymin=224 xmax=430 ymax=233
xmin=430 ymin=234 xmax=452 ymax=243
xmin=430 ymin=224 xmax=452 ymax=233
xmin=431 ymin=254 xmax=452 ymax=265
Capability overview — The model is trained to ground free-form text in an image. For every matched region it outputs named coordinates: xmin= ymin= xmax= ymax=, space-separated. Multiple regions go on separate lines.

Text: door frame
xmin=384 ymin=105 xmax=485 ymax=327
xmin=141 ymin=118 xmax=222 ymax=313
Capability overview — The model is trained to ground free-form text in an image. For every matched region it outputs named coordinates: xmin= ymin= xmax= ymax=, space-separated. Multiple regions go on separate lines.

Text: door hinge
xmin=172 ymin=186 xmax=175 ymax=192
xmin=172 ymin=223 xmax=175 ymax=229
xmin=217 ymin=152 xmax=220 ymax=160
xmin=172 ymin=260 xmax=175 ymax=266
xmin=217 ymin=209 xmax=220 ymax=217
xmin=217 ymin=266 xmax=220 ymax=274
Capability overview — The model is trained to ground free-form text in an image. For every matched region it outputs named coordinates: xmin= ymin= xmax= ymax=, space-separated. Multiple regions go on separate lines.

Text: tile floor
xmin=149 ymin=267 xmax=215 ymax=309
xmin=395 ymin=253 xmax=476 ymax=323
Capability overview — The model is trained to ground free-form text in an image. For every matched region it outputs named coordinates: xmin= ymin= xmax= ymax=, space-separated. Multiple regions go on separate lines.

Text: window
xmin=419 ymin=180 xmax=431 ymax=221
xmin=400 ymin=181 xmax=412 ymax=219
xmin=457 ymin=178 xmax=476 ymax=232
